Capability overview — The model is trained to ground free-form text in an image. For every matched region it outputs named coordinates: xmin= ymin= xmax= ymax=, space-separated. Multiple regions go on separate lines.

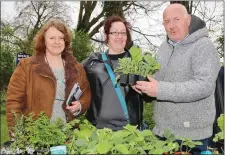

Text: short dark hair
xmin=104 ymin=15 xmax=132 ymax=49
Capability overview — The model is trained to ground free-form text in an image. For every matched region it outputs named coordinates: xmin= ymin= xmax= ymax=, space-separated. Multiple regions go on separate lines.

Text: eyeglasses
xmin=109 ymin=32 xmax=127 ymax=36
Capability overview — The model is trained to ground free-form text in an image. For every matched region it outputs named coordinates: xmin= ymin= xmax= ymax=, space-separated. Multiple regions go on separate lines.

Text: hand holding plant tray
xmin=114 ymin=46 xmax=160 ymax=85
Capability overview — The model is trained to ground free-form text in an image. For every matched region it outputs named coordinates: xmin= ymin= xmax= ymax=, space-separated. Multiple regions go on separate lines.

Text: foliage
xmin=216 ymin=31 xmax=224 ymax=58
xmin=143 ymin=102 xmax=155 ymax=130
xmin=66 ymin=121 xmax=172 ymax=154
xmin=163 ymin=129 xmax=180 ymax=154
xmin=0 ymin=89 xmax=7 ymax=106
xmin=72 ymin=30 xmax=93 ymax=62
xmin=178 ymin=137 xmax=203 ymax=153
xmin=2 ymin=112 xmax=72 ymax=154
xmin=0 ymin=46 xmax=16 ymax=91
xmin=1 ymin=111 xmax=205 ymax=154
xmin=213 ymin=114 xmax=224 ymax=142
xmin=0 ymin=100 xmax=10 ymax=147
xmin=114 ymin=46 xmax=160 ymax=78
xmin=103 ymin=1 xmax=127 ymax=18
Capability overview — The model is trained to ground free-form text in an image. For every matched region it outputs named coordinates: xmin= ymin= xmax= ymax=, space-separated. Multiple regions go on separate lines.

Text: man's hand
xmin=134 ymin=76 xmax=158 ymax=97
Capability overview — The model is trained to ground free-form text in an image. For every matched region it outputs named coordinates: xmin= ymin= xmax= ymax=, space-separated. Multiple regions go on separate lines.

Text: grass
xmin=1 ymin=103 xmax=10 ymax=147
xmin=1 ymin=90 xmax=10 ymax=147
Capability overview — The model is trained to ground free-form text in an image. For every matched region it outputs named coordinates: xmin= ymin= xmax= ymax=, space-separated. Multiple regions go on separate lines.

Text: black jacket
xmin=83 ymin=50 xmax=144 ymax=130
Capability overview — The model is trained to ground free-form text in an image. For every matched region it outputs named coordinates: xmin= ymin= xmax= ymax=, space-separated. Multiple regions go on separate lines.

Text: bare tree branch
xmin=89 ymin=20 xmax=105 ymax=38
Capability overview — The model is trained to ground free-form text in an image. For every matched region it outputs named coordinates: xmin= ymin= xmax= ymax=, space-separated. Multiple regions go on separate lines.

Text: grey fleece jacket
xmin=153 ymin=15 xmax=221 ymax=140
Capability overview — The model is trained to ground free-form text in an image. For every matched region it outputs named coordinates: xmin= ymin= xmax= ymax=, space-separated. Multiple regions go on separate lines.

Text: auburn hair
xmin=104 ymin=15 xmax=132 ymax=49
xmin=34 ymin=18 xmax=72 ymax=56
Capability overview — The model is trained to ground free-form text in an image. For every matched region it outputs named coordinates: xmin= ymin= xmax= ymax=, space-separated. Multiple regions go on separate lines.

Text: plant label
xmin=183 ymin=121 xmax=190 ymax=128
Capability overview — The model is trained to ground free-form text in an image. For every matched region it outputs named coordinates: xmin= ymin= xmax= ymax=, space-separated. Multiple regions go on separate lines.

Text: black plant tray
xmin=118 ymin=74 xmax=147 ymax=86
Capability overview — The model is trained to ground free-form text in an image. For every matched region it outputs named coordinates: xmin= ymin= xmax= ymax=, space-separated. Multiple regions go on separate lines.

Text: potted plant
xmin=162 ymin=129 xmax=203 ymax=155
xmin=176 ymin=137 xmax=203 ymax=155
xmin=114 ymin=46 xmax=160 ymax=85
xmin=163 ymin=128 xmax=180 ymax=154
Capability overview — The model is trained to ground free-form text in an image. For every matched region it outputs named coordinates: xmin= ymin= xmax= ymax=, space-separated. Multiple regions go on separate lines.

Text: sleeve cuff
xmin=72 ymin=101 xmax=82 ymax=116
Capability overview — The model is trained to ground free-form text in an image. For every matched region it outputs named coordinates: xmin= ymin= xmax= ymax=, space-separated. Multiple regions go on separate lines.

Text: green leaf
xmin=75 ymin=139 xmax=88 ymax=147
xmin=193 ymin=141 xmax=203 ymax=146
xmin=129 ymin=46 xmax=142 ymax=61
xmin=96 ymin=143 xmax=113 ymax=154
xmin=112 ymin=130 xmax=131 ymax=139
xmin=123 ymin=124 xmax=138 ymax=133
xmin=140 ymin=130 xmax=154 ymax=137
xmin=217 ymin=114 xmax=224 ymax=131
xmin=114 ymin=144 xmax=129 ymax=154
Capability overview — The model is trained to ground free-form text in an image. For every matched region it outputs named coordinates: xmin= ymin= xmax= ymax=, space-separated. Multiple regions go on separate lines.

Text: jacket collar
xmin=31 ymin=52 xmax=79 ymax=82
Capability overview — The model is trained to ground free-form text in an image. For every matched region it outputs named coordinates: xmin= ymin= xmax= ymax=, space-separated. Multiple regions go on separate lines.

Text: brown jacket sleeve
xmin=6 ymin=59 xmax=27 ymax=136
xmin=65 ymin=63 xmax=91 ymax=121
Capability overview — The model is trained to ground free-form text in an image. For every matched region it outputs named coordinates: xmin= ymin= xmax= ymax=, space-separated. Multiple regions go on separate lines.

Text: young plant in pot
xmin=162 ymin=129 xmax=203 ymax=155
xmin=114 ymin=45 xmax=160 ymax=86
xmin=175 ymin=137 xmax=203 ymax=155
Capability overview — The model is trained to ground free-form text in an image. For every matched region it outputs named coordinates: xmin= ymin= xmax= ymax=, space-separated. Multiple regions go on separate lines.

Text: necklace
xmin=45 ymin=54 xmax=65 ymax=69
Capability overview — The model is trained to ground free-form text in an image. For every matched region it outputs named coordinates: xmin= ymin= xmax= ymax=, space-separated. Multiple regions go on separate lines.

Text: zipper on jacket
xmin=37 ymin=73 xmax=57 ymax=115
xmin=166 ymin=45 xmax=175 ymax=67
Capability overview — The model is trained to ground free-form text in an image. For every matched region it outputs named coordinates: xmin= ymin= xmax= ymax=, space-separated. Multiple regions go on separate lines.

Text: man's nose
xmin=168 ymin=21 xmax=176 ymax=28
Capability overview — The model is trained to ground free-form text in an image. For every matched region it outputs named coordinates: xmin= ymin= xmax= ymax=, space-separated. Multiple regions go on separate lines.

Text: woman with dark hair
xmin=6 ymin=18 xmax=91 ymax=137
xmin=83 ymin=15 xmax=144 ymax=131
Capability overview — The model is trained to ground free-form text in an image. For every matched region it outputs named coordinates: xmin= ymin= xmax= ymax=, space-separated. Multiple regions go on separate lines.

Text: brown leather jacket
xmin=6 ymin=52 xmax=91 ymax=133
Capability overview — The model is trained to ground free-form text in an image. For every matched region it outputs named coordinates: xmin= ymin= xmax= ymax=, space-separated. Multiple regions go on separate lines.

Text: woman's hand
xmin=66 ymin=101 xmax=82 ymax=116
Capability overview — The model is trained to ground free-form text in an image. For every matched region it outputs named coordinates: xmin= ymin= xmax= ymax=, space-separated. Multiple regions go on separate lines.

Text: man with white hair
xmin=134 ymin=3 xmax=221 ymax=154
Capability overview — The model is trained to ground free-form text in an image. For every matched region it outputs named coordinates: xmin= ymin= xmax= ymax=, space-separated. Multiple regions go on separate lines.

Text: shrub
xmin=72 ymin=30 xmax=93 ymax=62
xmin=0 ymin=49 xmax=15 ymax=91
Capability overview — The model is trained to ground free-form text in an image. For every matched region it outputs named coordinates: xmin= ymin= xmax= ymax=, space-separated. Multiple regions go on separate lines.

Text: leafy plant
xmin=178 ymin=137 xmax=203 ymax=153
xmin=213 ymin=114 xmax=224 ymax=142
xmin=114 ymin=46 xmax=160 ymax=78
xmin=2 ymin=112 xmax=70 ymax=154
xmin=72 ymin=30 xmax=93 ymax=62
xmin=163 ymin=128 xmax=179 ymax=154
xmin=2 ymin=111 xmax=206 ymax=155
xmin=163 ymin=129 xmax=203 ymax=154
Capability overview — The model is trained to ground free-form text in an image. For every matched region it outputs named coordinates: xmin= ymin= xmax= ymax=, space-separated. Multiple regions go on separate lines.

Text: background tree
xmin=216 ymin=31 xmax=224 ymax=58
xmin=72 ymin=30 xmax=93 ymax=62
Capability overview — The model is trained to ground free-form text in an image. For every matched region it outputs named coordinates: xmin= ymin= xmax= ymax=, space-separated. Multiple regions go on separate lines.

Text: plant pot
xmin=34 ymin=148 xmax=49 ymax=154
xmin=118 ymin=74 xmax=129 ymax=85
xmin=128 ymin=74 xmax=146 ymax=85
xmin=3 ymin=141 xmax=13 ymax=148
xmin=50 ymin=145 xmax=66 ymax=154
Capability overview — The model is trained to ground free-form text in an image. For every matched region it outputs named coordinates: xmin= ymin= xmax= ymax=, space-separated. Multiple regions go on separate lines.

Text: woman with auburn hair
xmin=83 ymin=15 xmax=145 ymax=131
xmin=6 ymin=18 xmax=91 ymax=137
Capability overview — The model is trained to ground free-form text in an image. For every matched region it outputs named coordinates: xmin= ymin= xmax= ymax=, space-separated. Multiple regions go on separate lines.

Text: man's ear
xmin=187 ymin=14 xmax=191 ymax=26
